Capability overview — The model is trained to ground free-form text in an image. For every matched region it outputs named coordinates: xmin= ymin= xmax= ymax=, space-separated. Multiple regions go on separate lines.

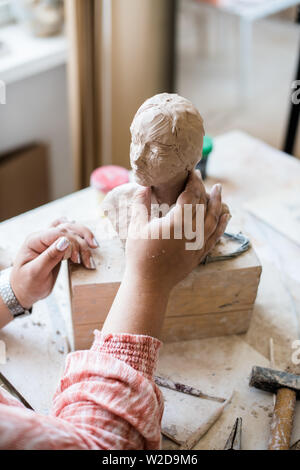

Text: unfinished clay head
xmin=130 ymin=93 xmax=205 ymax=187
xmin=103 ymin=93 xmax=207 ymax=237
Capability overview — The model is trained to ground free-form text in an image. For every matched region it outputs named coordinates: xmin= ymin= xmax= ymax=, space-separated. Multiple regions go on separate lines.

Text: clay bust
xmin=103 ymin=93 xmax=206 ymax=237
xmin=129 ymin=93 xmax=205 ymax=203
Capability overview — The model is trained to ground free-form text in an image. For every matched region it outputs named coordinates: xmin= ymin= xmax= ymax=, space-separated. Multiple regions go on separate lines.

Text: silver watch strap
xmin=0 ymin=268 xmax=32 ymax=318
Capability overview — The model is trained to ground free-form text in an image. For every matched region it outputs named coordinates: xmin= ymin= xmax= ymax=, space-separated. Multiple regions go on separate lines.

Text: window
xmin=0 ymin=0 xmax=13 ymax=27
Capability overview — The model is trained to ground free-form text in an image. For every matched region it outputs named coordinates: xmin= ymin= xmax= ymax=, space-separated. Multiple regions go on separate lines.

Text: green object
xmin=196 ymin=135 xmax=214 ymax=180
xmin=202 ymin=135 xmax=213 ymax=160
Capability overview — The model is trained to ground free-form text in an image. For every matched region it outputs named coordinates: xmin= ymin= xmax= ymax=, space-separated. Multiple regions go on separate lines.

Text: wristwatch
xmin=0 ymin=268 xmax=32 ymax=318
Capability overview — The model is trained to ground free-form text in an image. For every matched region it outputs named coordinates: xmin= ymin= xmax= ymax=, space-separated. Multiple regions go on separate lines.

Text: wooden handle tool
xmin=268 ymin=387 xmax=296 ymax=450
xmin=250 ymin=366 xmax=300 ymax=450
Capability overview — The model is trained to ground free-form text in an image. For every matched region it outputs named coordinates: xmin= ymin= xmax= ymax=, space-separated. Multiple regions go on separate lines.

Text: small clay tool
xmin=250 ymin=366 xmax=300 ymax=450
xmin=290 ymin=439 xmax=300 ymax=450
xmin=224 ymin=417 xmax=242 ymax=450
xmin=0 ymin=372 xmax=34 ymax=410
xmin=269 ymin=338 xmax=276 ymax=406
xmin=155 ymin=375 xmax=227 ymax=403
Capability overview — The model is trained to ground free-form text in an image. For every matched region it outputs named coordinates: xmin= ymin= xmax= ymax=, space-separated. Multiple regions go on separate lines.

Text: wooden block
xmin=70 ymin=218 xmax=262 ymax=350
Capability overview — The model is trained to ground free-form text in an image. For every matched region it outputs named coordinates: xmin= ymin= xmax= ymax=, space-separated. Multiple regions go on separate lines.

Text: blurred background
xmin=0 ymin=0 xmax=299 ymax=220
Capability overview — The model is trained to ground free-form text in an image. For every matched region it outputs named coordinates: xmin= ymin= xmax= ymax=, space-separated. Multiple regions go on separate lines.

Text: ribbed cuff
xmin=91 ymin=331 xmax=162 ymax=380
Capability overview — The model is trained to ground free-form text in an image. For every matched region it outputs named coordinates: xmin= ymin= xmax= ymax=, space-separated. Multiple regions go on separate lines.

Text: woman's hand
xmin=10 ymin=219 xmax=98 ymax=309
xmin=102 ymin=171 xmax=230 ymax=338
xmin=125 ymin=171 xmax=230 ymax=295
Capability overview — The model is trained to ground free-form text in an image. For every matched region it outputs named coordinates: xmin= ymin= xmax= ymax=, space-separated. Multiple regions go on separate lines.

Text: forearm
xmin=0 ymin=295 xmax=13 ymax=329
xmin=50 ymin=332 xmax=163 ymax=450
xmin=101 ymin=269 xmax=171 ymax=338
xmin=0 ymin=330 xmax=163 ymax=450
xmin=50 ymin=271 xmax=168 ymax=449
xmin=50 ymin=273 xmax=168 ymax=449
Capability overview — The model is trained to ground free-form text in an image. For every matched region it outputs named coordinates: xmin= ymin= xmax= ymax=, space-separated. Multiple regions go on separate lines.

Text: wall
xmin=0 ymin=64 xmax=73 ymax=200
xmin=108 ymin=0 xmax=175 ymax=169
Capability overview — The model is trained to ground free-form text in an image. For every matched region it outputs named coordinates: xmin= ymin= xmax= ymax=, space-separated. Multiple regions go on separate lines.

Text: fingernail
xmin=215 ymin=184 xmax=222 ymax=195
xmin=56 ymin=237 xmax=70 ymax=252
xmin=92 ymin=237 xmax=99 ymax=247
xmin=89 ymin=257 xmax=96 ymax=270
xmin=77 ymin=253 xmax=81 ymax=264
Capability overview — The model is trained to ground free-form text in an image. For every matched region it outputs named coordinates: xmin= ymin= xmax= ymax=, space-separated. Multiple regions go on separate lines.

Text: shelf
xmin=0 ymin=23 xmax=67 ymax=84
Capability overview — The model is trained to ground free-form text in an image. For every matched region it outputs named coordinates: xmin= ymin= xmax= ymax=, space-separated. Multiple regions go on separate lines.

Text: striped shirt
xmin=0 ymin=331 xmax=163 ymax=450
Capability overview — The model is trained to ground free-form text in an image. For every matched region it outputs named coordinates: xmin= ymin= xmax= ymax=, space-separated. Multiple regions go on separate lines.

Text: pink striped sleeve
xmin=0 ymin=386 xmax=27 ymax=409
xmin=0 ymin=331 xmax=164 ymax=450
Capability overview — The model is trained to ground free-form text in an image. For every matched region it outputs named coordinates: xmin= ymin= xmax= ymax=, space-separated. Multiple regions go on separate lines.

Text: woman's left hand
xmin=10 ymin=219 xmax=98 ymax=309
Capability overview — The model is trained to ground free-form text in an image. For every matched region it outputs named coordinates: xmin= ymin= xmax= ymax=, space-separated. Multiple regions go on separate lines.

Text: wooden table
xmin=1 ymin=130 xmax=300 ymax=448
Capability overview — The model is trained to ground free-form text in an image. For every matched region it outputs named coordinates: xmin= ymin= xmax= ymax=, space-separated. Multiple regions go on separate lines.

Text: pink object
xmin=0 ymin=332 xmax=163 ymax=450
xmin=90 ymin=165 xmax=130 ymax=194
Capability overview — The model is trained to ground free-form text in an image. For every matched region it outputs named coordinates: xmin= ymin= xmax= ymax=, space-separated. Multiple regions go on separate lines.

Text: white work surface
xmin=0 ymin=24 xmax=67 ymax=84
xmin=1 ymin=131 xmax=300 ymax=449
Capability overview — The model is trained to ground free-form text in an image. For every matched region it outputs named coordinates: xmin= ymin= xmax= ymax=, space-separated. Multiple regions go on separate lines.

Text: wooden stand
xmin=69 ymin=219 xmax=262 ymax=350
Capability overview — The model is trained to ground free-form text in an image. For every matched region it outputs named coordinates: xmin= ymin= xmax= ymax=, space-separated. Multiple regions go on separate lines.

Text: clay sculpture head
xmin=102 ymin=93 xmax=232 ymax=245
xmin=130 ymin=93 xmax=205 ymax=187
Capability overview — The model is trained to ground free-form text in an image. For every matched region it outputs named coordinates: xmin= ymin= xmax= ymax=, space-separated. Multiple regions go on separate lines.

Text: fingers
xmin=27 ymin=226 xmax=97 ymax=270
xmin=29 ymin=236 xmax=71 ymax=277
xmin=51 ymin=220 xmax=98 ymax=249
xmin=201 ymin=213 xmax=231 ymax=261
xmin=130 ymin=187 xmax=151 ymax=224
xmin=26 ymin=229 xmax=67 ymax=255
xmin=221 ymin=202 xmax=230 ymax=216
xmin=70 ymin=234 xmax=96 ymax=270
xmin=62 ymin=223 xmax=98 ymax=249
xmin=50 ymin=217 xmax=69 ymax=227
xmin=176 ymin=170 xmax=207 ymax=207
xmin=170 ymin=171 xmax=206 ymax=229
xmin=204 ymin=184 xmax=222 ymax=240
xmin=54 ymin=224 xmax=97 ymax=268
xmin=50 ymin=218 xmax=98 ymax=248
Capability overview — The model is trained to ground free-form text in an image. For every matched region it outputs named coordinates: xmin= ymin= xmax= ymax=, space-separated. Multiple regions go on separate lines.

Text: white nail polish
xmin=56 ymin=237 xmax=70 ymax=252
xmin=90 ymin=257 xmax=96 ymax=270
xmin=77 ymin=254 xmax=81 ymax=264
xmin=216 ymin=184 xmax=222 ymax=194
